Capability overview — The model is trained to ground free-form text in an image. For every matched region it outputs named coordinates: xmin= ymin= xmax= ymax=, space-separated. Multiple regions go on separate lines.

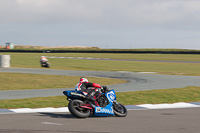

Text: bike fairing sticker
xmin=106 ymin=90 xmax=116 ymax=102
xmin=95 ymin=106 xmax=114 ymax=115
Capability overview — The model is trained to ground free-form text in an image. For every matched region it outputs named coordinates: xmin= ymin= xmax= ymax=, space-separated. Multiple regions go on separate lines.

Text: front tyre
xmin=113 ymin=102 xmax=127 ymax=117
xmin=46 ymin=63 xmax=50 ymax=68
xmin=68 ymin=99 xmax=90 ymax=118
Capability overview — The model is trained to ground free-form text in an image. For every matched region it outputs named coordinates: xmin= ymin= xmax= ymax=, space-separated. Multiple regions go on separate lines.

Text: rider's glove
xmin=101 ymin=86 xmax=108 ymax=93
xmin=100 ymin=87 xmax=104 ymax=92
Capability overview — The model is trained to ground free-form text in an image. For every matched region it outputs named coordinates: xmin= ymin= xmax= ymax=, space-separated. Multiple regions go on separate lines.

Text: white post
xmin=0 ymin=55 xmax=10 ymax=68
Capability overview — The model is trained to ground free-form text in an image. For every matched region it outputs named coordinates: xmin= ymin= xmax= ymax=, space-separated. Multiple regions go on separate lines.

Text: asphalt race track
xmin=1 ymin=68 xmax=200 ymax=99
xmin=1 ymin=108 xmax=200 ymax=133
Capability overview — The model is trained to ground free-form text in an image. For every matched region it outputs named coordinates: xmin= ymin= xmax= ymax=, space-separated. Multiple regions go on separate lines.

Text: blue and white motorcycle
xmin=63 ymin=88 xmax=127 ymax=118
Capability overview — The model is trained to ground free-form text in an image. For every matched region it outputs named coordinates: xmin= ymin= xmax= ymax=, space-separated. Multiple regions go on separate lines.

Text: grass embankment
xmin=0 ymin=72 xmax=126 ymax=90
xmin=1 ymin=86 xmax=200 ymax=109
xmin=1 ymin=52 xmax=200 ymax=75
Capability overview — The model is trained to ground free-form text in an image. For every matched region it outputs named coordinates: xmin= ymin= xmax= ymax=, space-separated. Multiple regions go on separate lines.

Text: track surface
xmin=1 ymin=108 xmax=200 ymax=133
xmin=1 ymin=68 xmax=200 ymax=99
xmin=1 ymin=68 xmax=200 ymax=132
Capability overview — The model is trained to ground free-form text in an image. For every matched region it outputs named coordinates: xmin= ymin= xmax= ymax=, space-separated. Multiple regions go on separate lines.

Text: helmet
xmin=41 ymin=56 xmax=46 ymax=59
xmin=79 ymin=77 xmax=88 ymax=83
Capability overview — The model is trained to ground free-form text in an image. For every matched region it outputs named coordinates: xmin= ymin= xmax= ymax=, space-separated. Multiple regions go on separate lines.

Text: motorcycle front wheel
xmin=68 ymin=99 xmax=90 ymax=118
xmin=46 ymin=62 xmax=50 ymax=68
xmin=113 ymin=102 xmax=127 ymax=117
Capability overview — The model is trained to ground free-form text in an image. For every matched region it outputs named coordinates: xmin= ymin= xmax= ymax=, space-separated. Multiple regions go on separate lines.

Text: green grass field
xmin=1 ymin=52 xmax=200 ymax=108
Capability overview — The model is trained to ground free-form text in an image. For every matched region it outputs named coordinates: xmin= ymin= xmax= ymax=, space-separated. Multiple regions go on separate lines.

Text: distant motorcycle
xmin=63 ymin=88 xmax=127 ymax=118
xmin=40 ymin=61 xmax=50 ymax=68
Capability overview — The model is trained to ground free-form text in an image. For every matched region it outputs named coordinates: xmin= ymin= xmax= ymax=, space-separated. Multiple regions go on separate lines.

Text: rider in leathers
xmin=75 ymin=77 xmax=105 ymax=103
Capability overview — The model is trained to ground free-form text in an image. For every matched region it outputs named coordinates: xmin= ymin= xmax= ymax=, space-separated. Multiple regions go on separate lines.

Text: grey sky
xmin=0 ymin=0 xmax=200 ymax=49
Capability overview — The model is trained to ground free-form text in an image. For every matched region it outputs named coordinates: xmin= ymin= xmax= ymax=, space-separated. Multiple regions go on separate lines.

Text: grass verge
xmin=1 ymin=52 xmax=200 ymax=75
xmin=1 ymin=86 xmax=200 ymax=109
xmin=0 ymin=72 xmax=127 ymax=90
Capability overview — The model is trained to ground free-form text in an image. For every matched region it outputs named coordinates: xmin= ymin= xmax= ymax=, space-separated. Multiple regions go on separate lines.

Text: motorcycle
xmin=63 ymin=88 xmax=127 ymax=118
xmin=40 ymin=61 xmax=50 ymax=68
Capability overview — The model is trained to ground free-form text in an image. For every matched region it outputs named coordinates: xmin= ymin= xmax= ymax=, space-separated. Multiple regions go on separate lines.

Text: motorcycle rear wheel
xmin=68 ymin=99 xmax=90 ymax=118
xmin=113 ymin=102 xmax=127 ymax=117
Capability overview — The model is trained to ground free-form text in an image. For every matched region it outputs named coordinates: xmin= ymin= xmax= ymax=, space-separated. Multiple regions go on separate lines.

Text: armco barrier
xmin=0 ymin=49 xmax=200 ymax=54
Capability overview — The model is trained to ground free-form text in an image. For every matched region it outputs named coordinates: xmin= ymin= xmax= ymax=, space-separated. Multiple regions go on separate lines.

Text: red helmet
xmin=79 ymin=77 xmax=88 ymax=83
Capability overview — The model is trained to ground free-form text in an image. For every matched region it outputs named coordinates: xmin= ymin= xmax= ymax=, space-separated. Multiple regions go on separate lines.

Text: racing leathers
xmin=40 ymin=56 xmax=48 ymax=63
xmin=75 ymin=82 xmax=102 ymax=103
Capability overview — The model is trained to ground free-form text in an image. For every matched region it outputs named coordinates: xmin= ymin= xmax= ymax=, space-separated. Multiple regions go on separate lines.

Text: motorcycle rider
xmin=75 ymin=77 xmax=107 ymax=103
xmin=40 ymin=56 xmax=48 ymax=63
xmin=40 ymin=56 xmax=49 ymax=67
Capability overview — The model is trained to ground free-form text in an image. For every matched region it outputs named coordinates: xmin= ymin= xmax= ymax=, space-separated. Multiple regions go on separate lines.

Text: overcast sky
xmin=0 ymin=0 xmax=200 ymax=49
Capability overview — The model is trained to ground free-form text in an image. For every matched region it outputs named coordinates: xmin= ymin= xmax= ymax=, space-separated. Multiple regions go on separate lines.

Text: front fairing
xmin=93 ymin=90 xmax=116 ymax=116
xmin=94 ymin=103 xmax=114 ymax=116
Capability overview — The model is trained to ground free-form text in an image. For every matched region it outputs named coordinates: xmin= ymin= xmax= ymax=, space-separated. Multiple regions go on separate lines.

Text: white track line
xmin=1 ymin=102 xmax=200 ymax=114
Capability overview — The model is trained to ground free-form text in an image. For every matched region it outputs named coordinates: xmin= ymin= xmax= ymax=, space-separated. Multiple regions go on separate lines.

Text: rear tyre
xmin=68 ymin=99 xmax=90 ymax=118
xmin=113 ymin=102 xmax=127 ymax=117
